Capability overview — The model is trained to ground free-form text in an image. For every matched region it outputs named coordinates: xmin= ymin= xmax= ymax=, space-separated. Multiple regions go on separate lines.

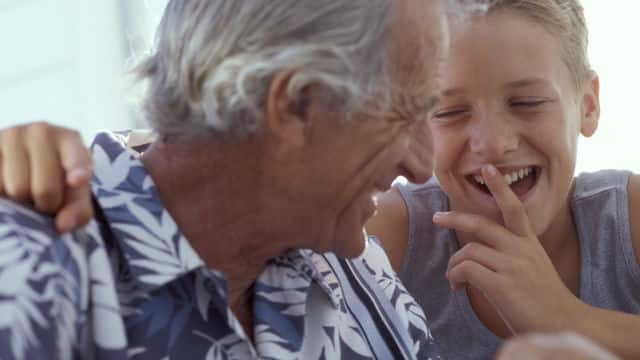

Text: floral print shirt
xmin=0 ymin=131 xmax=442 ymax=360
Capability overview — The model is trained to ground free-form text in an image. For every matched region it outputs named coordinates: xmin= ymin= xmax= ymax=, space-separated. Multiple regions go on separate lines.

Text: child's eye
xmin=509 ymin=98 xmax=549 ymax=108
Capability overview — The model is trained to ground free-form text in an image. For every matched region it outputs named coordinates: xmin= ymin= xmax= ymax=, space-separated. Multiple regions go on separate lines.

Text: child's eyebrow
xmin=430 ymin=88 xmax=465 ymax=108
xmin=440 ymin=87 xmax=466 ymax=98
xmin=505 ymin=77 xmax=551 ymax=89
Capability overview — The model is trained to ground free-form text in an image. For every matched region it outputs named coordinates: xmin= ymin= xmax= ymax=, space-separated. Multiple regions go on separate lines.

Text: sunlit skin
xmin=368 ymin=9 xmax=640 ymax=359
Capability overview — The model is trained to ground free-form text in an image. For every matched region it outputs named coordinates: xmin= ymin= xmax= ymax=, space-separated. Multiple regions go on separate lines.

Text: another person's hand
xmin=496 ymin=332 xmax=619 ymax=360
xmin=0 ymin=122 xmax=93 ymax=232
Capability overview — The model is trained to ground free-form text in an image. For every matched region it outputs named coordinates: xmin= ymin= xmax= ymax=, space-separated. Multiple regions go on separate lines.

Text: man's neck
xmin=139 ymin=137 xmax=290 ymax=309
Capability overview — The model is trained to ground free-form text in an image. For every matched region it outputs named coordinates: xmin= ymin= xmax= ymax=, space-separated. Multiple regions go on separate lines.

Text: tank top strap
xmin=573 ymin=170 xmax=640 ymax=310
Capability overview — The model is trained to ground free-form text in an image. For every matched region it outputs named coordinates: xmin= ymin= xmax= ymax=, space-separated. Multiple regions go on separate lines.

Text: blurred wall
xmin=0 ymin=0 xmax=166 ymax=142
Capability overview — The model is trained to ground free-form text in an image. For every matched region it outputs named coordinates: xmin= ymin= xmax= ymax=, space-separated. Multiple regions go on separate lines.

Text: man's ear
xmin=580 ymin=71 xmax=600 ymax=138
xmin=265 ymin=71 xmax=311 ymax=149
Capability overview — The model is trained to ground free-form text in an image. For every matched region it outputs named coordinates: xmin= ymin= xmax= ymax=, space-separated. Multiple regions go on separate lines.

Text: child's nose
xmin=469 ymin=113 xmax=519 ymax=160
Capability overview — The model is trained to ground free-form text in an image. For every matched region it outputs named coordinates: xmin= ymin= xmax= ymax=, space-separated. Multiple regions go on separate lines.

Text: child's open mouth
xmin=466 ymin=166 xmax=540 ymax=199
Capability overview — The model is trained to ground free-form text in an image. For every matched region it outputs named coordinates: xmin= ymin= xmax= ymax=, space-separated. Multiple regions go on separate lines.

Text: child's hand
xmin=0 ymin=122 xmax=94 ymax=233
xmin=432 ymin=164 xmax=587 ymax=334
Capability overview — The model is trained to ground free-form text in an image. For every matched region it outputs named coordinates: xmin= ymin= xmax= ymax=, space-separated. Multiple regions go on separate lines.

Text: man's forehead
xmin=383 ymin=89 xmax=439 ymax=124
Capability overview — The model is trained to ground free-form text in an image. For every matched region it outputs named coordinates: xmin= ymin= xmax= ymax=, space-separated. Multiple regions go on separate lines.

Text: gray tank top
xmin=397 ymin=170 xmax=640 ymax=359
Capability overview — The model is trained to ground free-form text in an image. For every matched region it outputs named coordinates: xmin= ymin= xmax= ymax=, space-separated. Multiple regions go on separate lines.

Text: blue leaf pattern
xmin=0 ymin=131 xmax=441 ymax=359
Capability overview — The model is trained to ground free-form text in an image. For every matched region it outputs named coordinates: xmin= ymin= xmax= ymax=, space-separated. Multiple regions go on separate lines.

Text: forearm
xmin=574 ymin=303 xmax=640 ymax=359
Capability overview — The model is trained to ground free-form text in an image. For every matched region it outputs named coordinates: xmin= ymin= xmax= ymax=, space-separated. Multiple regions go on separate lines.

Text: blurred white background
xmin=0 ymin=0 xmax=168 ymax=139
xmin=0 ymin=0 xmax=638 ymax=173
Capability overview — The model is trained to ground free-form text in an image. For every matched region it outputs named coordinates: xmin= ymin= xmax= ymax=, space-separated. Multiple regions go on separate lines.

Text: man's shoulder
xmin=0 ymin=199 xmax=125 ymax=359
xmin=0 ymin=198 xmax=65 ymax=261
xmin=0 ymin=198 xmax=58 ymax=235
xmin=0 ymin=196 xmax=104 ymax=280
xmin=0 ymin=197 xmax=111 ymax=293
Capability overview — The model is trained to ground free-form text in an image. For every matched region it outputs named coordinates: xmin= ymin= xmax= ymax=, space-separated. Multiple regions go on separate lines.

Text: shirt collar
xmin=90 ymin=131 xmax=206 ymax=294
xmin=89 ymin=131 xmax=339 ymax=307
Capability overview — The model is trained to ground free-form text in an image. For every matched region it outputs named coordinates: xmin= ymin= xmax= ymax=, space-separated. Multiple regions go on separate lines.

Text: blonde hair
xmin=486 ymin=0 xmax=590 ymax=88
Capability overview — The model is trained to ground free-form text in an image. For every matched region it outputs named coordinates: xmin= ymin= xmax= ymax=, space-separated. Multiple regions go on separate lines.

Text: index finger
xmin=55 ymin=183 xmax=94 ymax=233
xmin=56 ymin=129 xmax=93 ymax=187
xmin=482 ymin=164 xmax=532 ymax=237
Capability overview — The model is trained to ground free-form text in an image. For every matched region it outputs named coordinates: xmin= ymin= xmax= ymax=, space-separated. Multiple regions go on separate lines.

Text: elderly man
xmin=0 ymin=0 xmax=447 ymax=359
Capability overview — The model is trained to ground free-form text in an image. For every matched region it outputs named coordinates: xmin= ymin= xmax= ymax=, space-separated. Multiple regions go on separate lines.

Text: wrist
xmin=559 ymin=296 xmax=591 ymax=333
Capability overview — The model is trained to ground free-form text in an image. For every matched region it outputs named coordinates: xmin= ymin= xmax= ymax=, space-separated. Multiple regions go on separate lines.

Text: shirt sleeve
xmin=0 ymin=199 xmax=88 ymax=359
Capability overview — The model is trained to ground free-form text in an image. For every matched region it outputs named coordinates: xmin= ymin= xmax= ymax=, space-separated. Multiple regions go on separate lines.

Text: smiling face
xmin=430 ymin=10 xmax=599 ymax=239
xmin=263 ymin=0 xmax=447 ymax=258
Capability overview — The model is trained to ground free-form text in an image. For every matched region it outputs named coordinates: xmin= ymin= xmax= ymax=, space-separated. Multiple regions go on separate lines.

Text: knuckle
xmin=462 ymin=243 xmax=478 ymax=258
xmin=467 ymin=216 xmax=483 ymax=230
xmin=61 ymin=127 xmax=82 ymax=141
xmin=24 ymin=121 xmax=55 ymax=146
xmin=33 ymin=186 xmax=63 ymax=212
xmin=459 ymin=260 xmax=475 ymax=276
xmin=5 ymin=182 xmax=29 ymax=201
xmin=28 ymin=121 xmax=53 ymax=137
xmin=1 ymin=126 xmax=24 ymax=144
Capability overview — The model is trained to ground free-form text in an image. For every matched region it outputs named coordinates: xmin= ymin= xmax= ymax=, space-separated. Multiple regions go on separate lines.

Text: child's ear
xmin=580 ymin=71 xmax=600 ymax=138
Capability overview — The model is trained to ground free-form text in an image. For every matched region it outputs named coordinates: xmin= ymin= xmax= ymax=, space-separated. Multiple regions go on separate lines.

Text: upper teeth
xmin=473 ymin=167 xmax=533 ymax=186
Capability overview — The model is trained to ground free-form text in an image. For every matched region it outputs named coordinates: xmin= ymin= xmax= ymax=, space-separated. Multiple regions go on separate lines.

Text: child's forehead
xmin=442 ymin=17 xmax=575 ymax=92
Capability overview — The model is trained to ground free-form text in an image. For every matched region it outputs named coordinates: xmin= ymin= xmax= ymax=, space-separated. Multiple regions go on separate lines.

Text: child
xmin=367 ymin=0 xmax=640 ymax=358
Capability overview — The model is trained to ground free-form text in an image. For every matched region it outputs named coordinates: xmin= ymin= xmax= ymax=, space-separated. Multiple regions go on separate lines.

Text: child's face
xmin=430 ymin=11 xmax=598 ymax=236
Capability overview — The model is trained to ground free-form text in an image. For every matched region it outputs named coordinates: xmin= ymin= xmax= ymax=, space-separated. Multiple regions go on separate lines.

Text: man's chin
xmin=332 ymin=228 xmax=368 ymax=259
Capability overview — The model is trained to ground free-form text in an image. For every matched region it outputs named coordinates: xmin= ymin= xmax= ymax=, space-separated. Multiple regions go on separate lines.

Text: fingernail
xmin=57 ymin=217 xmax=75 ymax=233
xmin=485 ymin=164 xmax=498 ymax=177
xmin=433 ymin=212 xmax=446 ymax=221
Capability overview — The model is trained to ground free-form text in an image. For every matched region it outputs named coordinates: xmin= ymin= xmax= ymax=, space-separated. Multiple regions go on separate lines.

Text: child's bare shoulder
xmin=365 ymin=188 xmax=409 ymax=273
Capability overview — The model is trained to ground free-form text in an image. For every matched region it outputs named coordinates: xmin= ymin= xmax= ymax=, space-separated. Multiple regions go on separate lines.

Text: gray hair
xmin=134 ymin=0 xmax=398 ymax=138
